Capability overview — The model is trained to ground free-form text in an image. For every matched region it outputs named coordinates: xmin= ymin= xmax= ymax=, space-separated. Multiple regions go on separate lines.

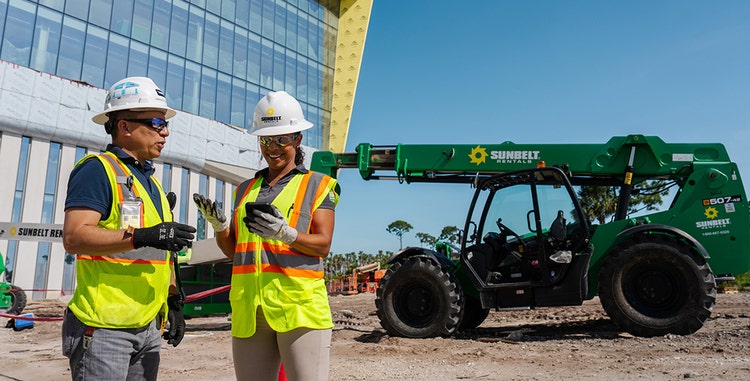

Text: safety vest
xmin=230 ymin=171 xmax=338 ymax=338
xmin=67 ymin=152 xmax=172 ymax=329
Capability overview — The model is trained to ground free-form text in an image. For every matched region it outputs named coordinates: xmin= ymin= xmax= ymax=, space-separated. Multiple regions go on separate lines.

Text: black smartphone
xmin=245 ymin=202 xmax=274 ymax=216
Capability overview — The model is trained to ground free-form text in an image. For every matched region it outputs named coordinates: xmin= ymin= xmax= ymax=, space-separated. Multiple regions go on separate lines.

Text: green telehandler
xmin=311 ymin=135 xmax=750 ymax=338
xmin=0 ymin=251 xmax=27 ymax=315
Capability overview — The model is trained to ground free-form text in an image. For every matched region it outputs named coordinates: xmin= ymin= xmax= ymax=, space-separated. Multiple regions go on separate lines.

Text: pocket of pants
xmin=61 ymin=310 xmax=85 ymax=357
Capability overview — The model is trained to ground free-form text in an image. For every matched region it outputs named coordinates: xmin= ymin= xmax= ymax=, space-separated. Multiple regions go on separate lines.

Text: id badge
xmin=120 ymin=199 xmax=143 ymax=230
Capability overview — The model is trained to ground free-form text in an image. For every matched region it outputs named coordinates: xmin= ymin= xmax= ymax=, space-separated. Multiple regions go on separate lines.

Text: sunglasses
xmin=258 ymin=133 xmax=300 ymax=147
xmin=125 ymin=118 xmax=169 ymax=132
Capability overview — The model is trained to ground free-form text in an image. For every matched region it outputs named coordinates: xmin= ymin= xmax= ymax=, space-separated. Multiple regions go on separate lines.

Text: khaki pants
xmin=232 ymin=307 xmax=331 ymax=381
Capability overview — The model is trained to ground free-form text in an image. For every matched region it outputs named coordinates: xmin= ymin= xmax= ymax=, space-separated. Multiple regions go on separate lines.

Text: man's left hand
xmin=163 ymin=295 xmax=185 ymax=347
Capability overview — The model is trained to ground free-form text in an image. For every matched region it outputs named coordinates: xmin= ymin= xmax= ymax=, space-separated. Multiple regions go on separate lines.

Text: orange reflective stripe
xmin=236 ymin=240 xmax=262 ymax=253
xmin=76 ymin=255 xmax=168 ymax=265
xmin=313 ymin=176 xmax=333 ymax=207
xmin=288 ymin=173 xmax=311 ymax=228
xmin=260 ymin=263 xmax=323 ymax=278
xmin=233 ymin=264 xmax=257 ymax=275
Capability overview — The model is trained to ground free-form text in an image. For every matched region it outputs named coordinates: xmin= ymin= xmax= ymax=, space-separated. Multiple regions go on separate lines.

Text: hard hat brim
xmin=92 ymin=106 xmax=177 ymax=125
xmin=249 ymin=120 xmax=313 ymax=136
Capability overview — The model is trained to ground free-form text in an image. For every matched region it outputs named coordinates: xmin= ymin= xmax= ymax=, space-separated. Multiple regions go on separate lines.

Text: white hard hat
xmin=92 ymin=77 xmax=176 ymax=125
xmin=250 ymin=90 xmax=313 ymax=136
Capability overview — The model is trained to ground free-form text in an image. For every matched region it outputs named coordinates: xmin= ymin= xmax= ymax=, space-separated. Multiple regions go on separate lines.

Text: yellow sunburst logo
xmin=266 ymin=107 xmax=275 ymax=116
xmin=468 ymin=145 xmax=488 ymax=165
xmin=704 ymin=207 xmax=719 ymax=219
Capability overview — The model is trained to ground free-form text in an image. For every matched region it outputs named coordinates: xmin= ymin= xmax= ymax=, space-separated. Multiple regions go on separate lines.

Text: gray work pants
xmin=232 ymin=307 xmax=332 ymax=381
xmin=62 ymin=309 xmax=162 ymax=381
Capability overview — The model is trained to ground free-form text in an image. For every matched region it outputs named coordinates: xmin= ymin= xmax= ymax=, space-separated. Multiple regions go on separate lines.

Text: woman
xmin=194 ymin=90 xmax=339 ymax=381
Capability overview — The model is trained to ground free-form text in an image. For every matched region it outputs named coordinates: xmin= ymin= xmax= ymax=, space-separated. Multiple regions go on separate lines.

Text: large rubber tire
xmin=1 ymin=284 xmax=27 ymax=315
xmin=458 ymin=296 xmax=490 ymax=330
xmin=598 ymin=235 xmax=715 ymax=337
xmin=375 ymin=256 xmax=463 ymax=338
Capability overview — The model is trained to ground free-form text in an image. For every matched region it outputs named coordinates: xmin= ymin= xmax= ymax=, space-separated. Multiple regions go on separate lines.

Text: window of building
xmin=235 ymin=0 xmax=249 ymax=28
xmin=186 ymin=5 xmax=204 ymax=62
xmin=4 ymin=136 xmax=31 ymax=283
xmin=183 ymin=60 xmax=201 ymax=114
xmin=88 ymin=0 xmax=111 ymax=29
xmin=202 ymin=13 xmax=220 ymax=69
xmin=199 ymin=67 xmax=217 ymax=119
xmin=33 ymin=142 xmax=61 ymax=300
xmin=274 ymin=2 xmax=287 ymax=45
xmin=233 ymin=27 xmax=248 ymax=79
xmin=81 ymin=24 xmax=107 ymax=87
xmin=166 ymin=55 xmax=186 ymax=111
xmin=248 ymin=0 xmax=262 ymax=34
xmin=247 ymin=32 xmax=261 ymax=83
xmin=132 ymin=0 xmax=153 ymax=43
xmin=231 ymin=78 xmax=246 ymax=128
xmin=261 ymin=0 xmax=274 ymax=39
xmin=110 ymin=0 xmax=133 ymax=36
xmin=1 ymin=0 xmax=35 ymax=66
xmin=179 ymin=167 xmax=189 ymax=224
xmin=31 ymin=6 xmax=62 ymax=74
xmin=56 ymin=15 xmax=86 ymax=80
xmin=218 ymin=19 xmax=234 ymax=74
xmin=197 ymin=174 xmax=208 ymax=240
xmin=38 ymin=0 xmax=63 ymax=12
xmin=169 ymin=0 xmax=188 ymax=56
xmin=64 ymin=0 xmax=89 ymax=20
xmin=105 ymin=33 xmax=128 ymax=88
xmin=147 ymin=47 xmax=167 ymax=90
xmin=150 ymin=0 xmax=171 ymax=50
xmin=216 ymin=72 xmax=231 ymax=123
xmin=161 ymin=162 xmax=172 ymax=193
xmin=127 ymin=40 xmax=148 ymax=78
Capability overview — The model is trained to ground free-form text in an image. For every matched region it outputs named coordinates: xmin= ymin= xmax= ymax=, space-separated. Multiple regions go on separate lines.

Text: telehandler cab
xmin=311 ymin=135 xmax=750 ymax=338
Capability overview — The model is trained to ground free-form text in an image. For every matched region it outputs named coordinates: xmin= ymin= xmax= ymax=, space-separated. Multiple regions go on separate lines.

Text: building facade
xmin=0 ymin=0 xmax=371 ymax=301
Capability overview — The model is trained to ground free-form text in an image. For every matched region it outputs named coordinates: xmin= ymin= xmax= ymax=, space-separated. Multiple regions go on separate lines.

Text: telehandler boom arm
xmin=311 ymin=134 xmax=735 ymax=187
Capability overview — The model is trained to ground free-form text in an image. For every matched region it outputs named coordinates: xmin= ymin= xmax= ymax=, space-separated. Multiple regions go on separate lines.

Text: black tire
xmin=375 ymin=256 xmax=463 ymax=338
xmin=1 ymin=284 xmax=27 ymax=315
xmin=598 ymin=235 xmax=715 ymax=337
xmin=458 ymin=296 xmax=490 ymax=330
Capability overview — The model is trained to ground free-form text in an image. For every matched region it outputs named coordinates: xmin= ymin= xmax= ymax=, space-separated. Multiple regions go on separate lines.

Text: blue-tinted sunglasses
xmin=125 ymin=117 xmax=169 ymax=132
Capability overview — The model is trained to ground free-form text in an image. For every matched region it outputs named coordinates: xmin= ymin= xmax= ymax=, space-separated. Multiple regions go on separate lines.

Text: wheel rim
xmin=394 ymin=281 xmax=436 ymax=327
xmin=622 ymin=262 xmax=685 ymax=318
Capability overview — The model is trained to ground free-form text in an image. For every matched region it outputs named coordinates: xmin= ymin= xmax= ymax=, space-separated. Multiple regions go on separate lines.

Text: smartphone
xmin=245 ymin=202 xmax=275 ymax=216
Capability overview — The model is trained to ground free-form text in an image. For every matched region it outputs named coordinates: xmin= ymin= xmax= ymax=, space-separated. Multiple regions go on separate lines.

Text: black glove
xmin=132 ymin=222 xmax=196 ymax=251
xmin=163 ymin=295 xmax=185 ymax=347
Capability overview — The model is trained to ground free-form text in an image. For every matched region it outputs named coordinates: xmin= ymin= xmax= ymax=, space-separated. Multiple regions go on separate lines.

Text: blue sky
xmin=327 ymin=0 xmax=750 ymax=255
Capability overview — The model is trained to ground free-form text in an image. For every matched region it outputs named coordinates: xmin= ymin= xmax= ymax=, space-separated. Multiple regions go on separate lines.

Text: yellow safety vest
xmin=230 ymin=171 xmax=338 ymax=338
xmin=67 ymin=152 xmax=173 ymax=329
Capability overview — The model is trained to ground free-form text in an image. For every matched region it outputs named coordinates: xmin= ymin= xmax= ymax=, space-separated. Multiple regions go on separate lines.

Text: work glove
xmin=244 ymin=205 xmax=298 ymax=244
xmin=132 ymin=222 xmax=196 ymax=251
xmin=193 ymin=193 xmax=229 ymax=232
xmin=163 ymin=295 xmax=185 ymax=347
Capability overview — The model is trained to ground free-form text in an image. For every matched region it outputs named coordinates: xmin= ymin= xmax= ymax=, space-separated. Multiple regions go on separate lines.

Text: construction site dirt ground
xmin=2 ymin=291 xmax=749 ymax=381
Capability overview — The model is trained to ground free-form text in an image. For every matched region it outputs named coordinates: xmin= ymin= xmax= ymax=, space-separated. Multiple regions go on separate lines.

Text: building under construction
xmin=0 ymin=0 xmax=373 ymax=303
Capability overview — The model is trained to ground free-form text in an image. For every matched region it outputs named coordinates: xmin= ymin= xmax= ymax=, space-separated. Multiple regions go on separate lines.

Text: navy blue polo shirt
xmin=65 ymin=145 xmax=166 ymax=221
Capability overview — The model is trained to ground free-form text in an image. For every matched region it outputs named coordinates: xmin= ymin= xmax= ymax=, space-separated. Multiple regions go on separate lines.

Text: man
xmin=62 ymin=77 xmax=196 ymax=381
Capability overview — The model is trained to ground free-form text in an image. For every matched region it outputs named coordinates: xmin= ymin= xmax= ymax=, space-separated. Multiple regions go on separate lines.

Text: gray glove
xmin=193 ymin=193 xmax=229 ymax=232
xmin=243 ymin=205 xmax=298 ymax=244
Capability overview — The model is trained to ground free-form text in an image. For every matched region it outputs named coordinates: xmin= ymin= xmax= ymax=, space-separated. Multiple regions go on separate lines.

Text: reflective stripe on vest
xmin=230 ymin=171 xmax=337 ymax=337
xmin=67 ymin=152 xmax=172 ymax=329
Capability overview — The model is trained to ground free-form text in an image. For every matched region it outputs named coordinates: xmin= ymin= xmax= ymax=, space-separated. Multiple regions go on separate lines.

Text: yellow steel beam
xmin=326 ymin=0 xmax=373 ymax=153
